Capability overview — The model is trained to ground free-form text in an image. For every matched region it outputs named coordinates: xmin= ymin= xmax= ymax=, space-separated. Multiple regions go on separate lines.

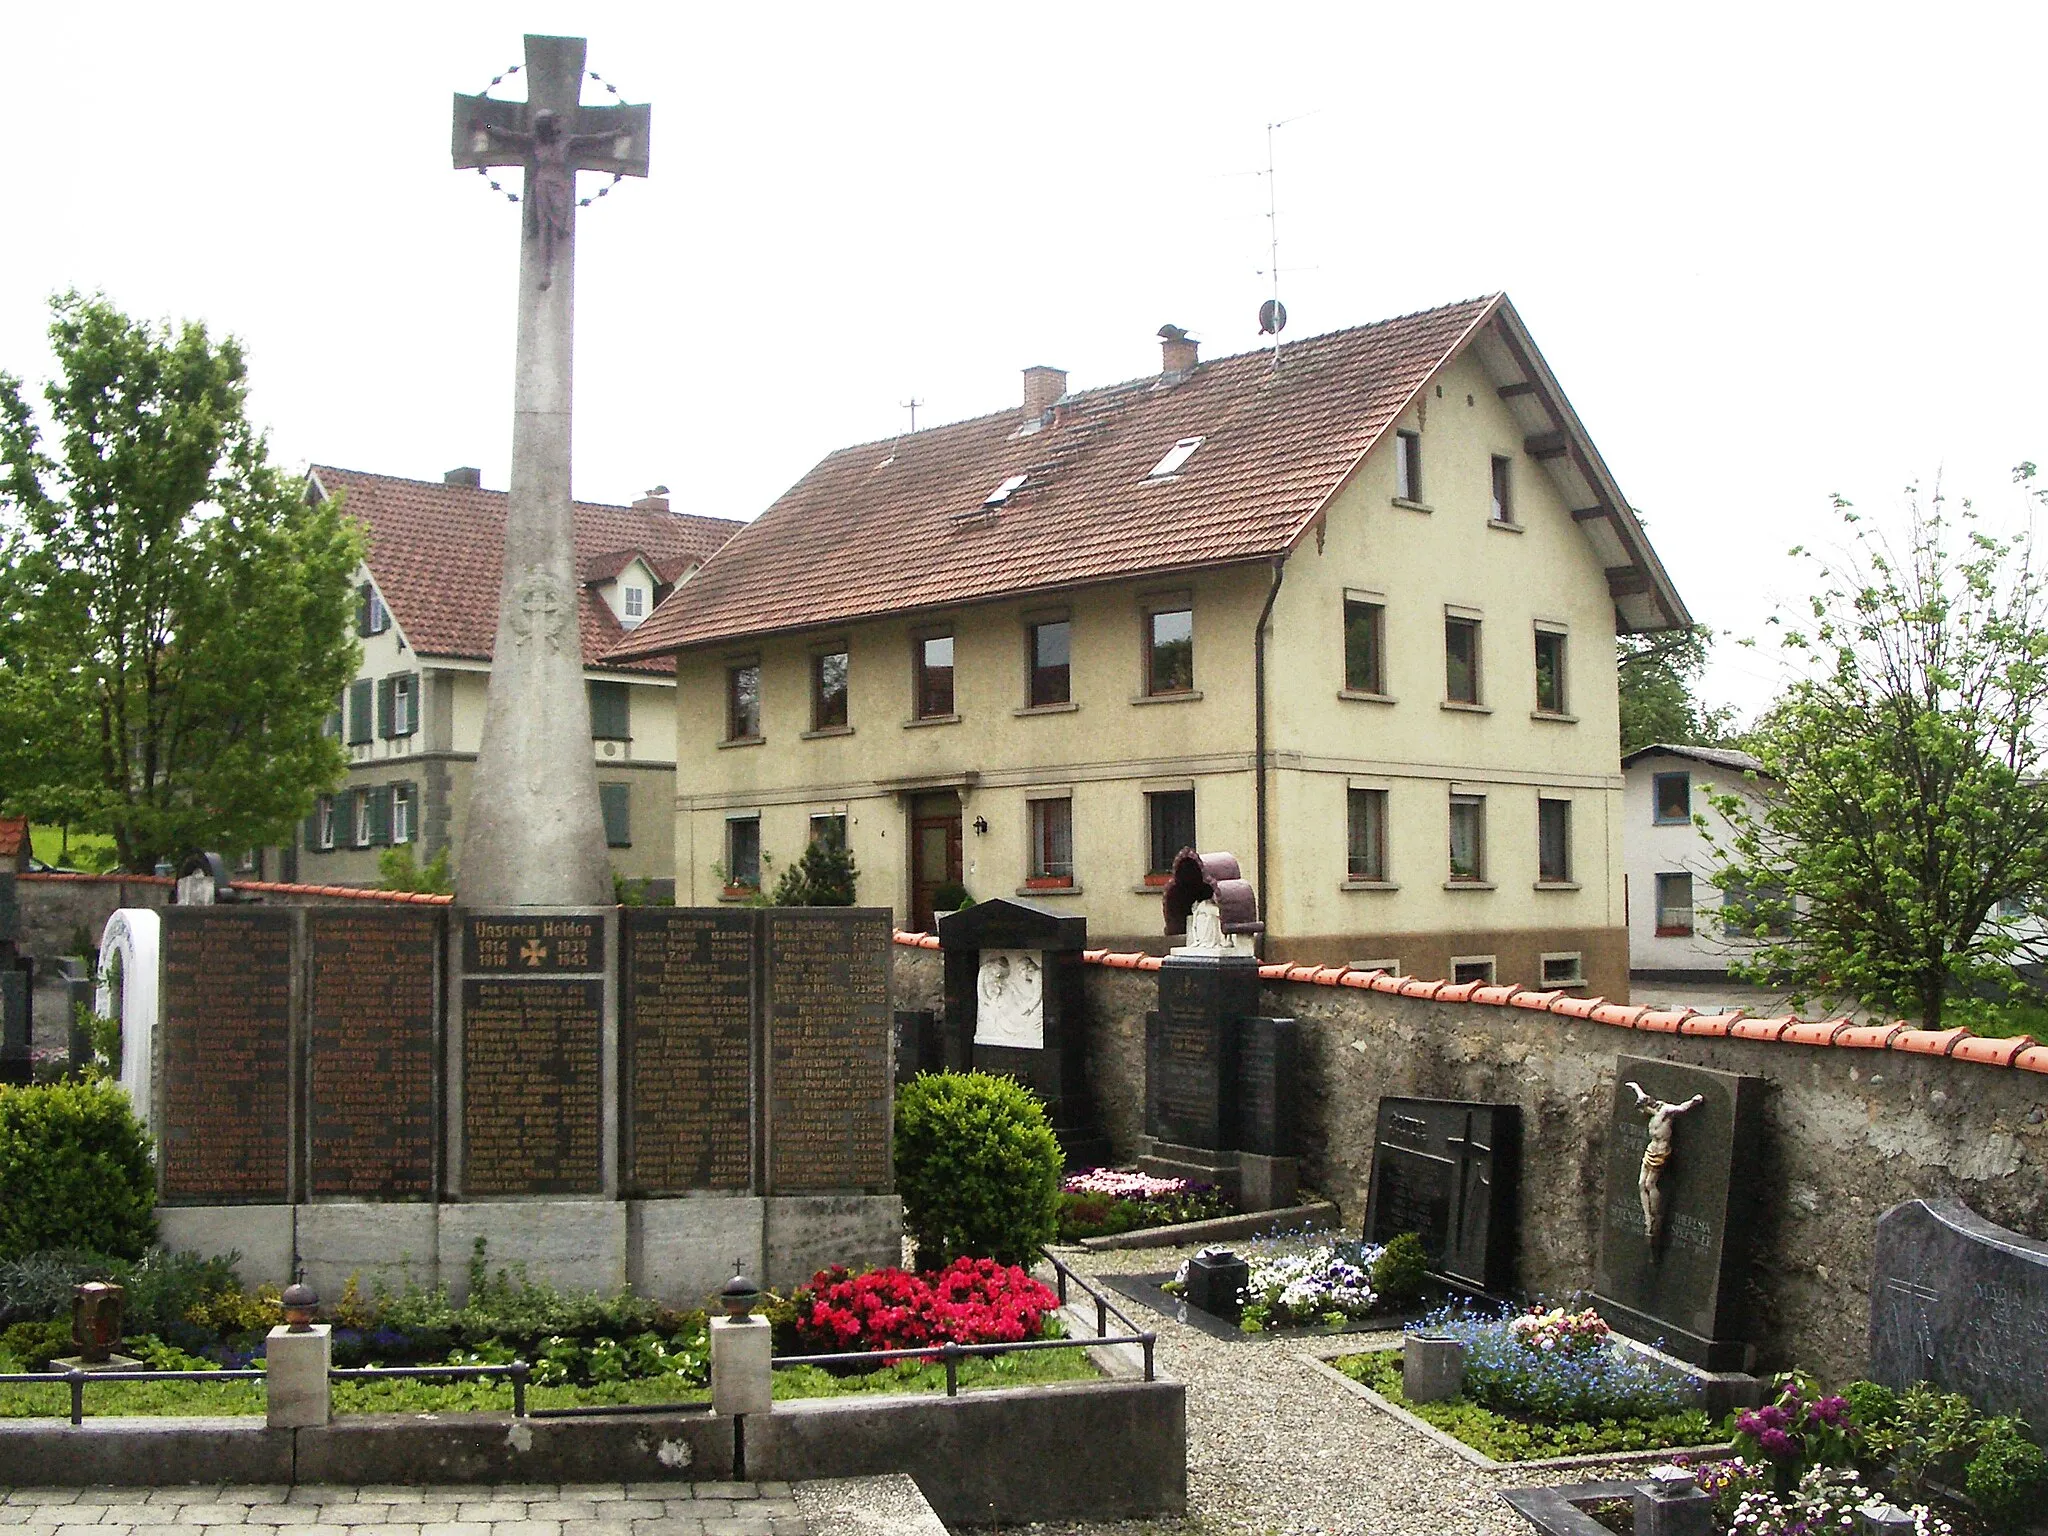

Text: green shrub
xmin=894 ymin=1072 xmax=1062 ymax=1267
xmin=0 ymin=1081 xmax=155 ymax=1261
xmin=0 ymin=1319 xmax=74 ymax=1369
xmin=114 ymin=1249 xmax=246 ymax=1343
xmin=770 ymin=828 xmax=859 ymax=906
xmin=1967 ymin=1417 xmax=2048 ymax=1532
xmin=0 ymin=1251 xmax=114 ymax=1324
xmin=1370 ymin=1233 xmax=1430 ymax=1313
xmin=1869 ymin=1382 xmax=1981 ymax=1503
xmin=1843 ymin=1377 xmax=1900 ymax=1436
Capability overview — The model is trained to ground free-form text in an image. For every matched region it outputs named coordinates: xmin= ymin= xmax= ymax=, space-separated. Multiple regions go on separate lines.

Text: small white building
xmin=1621 ymin=744 xmax=1773 ymax=982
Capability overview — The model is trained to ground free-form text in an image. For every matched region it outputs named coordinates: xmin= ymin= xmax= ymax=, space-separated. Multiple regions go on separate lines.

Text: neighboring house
xmin=1621 ymin=743 xmax=1774 ymax=981
xmin=610 ymin=295 xmax=1691 ymax=995
xmin=298 ymin=467 xmax=741 ymax=890
xmin=0 ymin=819 xmax=26 ymax=874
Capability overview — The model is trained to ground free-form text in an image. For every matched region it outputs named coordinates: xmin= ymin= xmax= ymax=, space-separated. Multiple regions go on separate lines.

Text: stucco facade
xmin=1621 ymin=745 xmax=1771 ymax=979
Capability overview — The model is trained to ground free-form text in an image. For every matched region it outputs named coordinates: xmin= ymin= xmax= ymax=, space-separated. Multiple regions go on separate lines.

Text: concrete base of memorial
xmin=153 ymin=1194 xmax=901 ymax=1301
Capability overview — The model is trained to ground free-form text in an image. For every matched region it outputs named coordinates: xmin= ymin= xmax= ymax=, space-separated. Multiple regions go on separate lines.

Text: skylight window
xmin=983 ymin=473 xmax=1028 ymax=508
xmin=1149 ymin=436 xmax=1205 ymax=479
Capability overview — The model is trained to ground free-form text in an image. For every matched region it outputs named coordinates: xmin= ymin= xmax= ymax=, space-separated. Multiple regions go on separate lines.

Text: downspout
xmin=1253 ymin=556 xmax=1288 ymax=960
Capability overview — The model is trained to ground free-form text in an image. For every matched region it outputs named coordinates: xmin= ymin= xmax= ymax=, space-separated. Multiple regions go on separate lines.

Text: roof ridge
xmin=313 ymin=464 xmax=744 ymax=529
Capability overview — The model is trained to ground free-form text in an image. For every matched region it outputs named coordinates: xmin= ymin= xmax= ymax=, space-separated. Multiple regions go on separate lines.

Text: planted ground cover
xmin=1162 ymin=1230 xmax=1432 ymax=1331
xmin=1057 ymin=1168 xmax=1230 ymax=1242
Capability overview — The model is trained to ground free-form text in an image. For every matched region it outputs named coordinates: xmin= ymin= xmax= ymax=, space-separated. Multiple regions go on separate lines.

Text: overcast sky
xmin=4 ymin=2 xmax=2042 ymax=717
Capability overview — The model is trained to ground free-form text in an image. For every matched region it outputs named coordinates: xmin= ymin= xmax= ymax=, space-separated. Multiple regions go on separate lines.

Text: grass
xmin=0 ymin=1346 xmax=1101 ymax=1418
xmin=28 ymin=824 xmax=118 ymax=874
xmin=1331 ymin=1348 xmax=1728 ymax=1463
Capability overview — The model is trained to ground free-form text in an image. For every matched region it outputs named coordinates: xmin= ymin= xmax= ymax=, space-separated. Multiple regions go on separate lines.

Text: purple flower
xmin=1809 ymin=1394 xmax=1849 ymax=1426
xmin=1758 ymin=1426 xmax=1795 ymax=1456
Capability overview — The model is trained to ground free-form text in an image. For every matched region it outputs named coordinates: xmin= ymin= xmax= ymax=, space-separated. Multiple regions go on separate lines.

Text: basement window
xmin=1149 ymin=436 xmax=1205 ymax=479
xmin=983 ymin=473 xmax=1028 ymax=508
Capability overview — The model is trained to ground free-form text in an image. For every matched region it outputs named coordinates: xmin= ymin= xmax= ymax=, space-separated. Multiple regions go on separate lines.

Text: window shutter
xmin=589 ymin=681 xmax=630 ymax=740
xmin=599 ymin=782 xmax=631 ymax=847
xmin=377 ymin=677 xmax=395 ymax=740
xmin=347 ymin=679 xmax=374 ymax=744
xmin=368 ymin=785 xmax=391 ymax=846
xmin=302 ymin=809 xmax=321 ymax=852
xmin=357 ymin=583 xmax=372 ymax=637
xmin=403 ymin=672 xmax=420 ymax=736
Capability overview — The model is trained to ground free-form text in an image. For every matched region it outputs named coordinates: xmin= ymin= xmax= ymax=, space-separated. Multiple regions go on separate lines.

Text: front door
xmin=909 ymin=792 xmax=964 ymax=928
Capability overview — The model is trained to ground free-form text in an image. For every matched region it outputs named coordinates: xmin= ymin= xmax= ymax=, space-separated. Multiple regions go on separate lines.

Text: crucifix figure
xmin=1625 ymin=1082 xmax=1705 ymax=1248
xmin=448 ymin=36 xmax=651 ymax=908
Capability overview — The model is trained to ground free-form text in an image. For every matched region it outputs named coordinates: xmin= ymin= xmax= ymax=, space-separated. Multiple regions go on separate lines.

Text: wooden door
xmin=909 ymin=793 xmax=963 ymax=927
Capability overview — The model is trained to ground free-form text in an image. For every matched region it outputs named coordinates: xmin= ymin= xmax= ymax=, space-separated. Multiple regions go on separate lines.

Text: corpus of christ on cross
xmin=448 ymin=35 xmax=652 ymax=909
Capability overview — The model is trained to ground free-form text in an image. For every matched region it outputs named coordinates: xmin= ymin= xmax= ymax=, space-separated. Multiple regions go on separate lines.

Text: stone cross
xmin=449 ymin=36 xmax=650 ymax=907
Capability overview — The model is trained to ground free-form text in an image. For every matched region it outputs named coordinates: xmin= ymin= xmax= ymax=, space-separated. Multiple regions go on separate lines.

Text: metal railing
xmin=329 ymin=1361 xmax=532 ymax=1417
xmin=0 ymin=1360 xmax=535 ymax=1425
xmin=0 ymin=1366 xmax=265 ymax=1426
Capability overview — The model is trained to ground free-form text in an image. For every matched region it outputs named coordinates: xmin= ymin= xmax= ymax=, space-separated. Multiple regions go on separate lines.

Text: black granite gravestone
xmin=1364 ymin=1097 xmax=1520 ymax=1293
xmin=894 ymin=1010 xmax=941 ymax=1089
xmin=1870 ymin=1199 xmax=2048 ymax=1446
xmin=1591 ymin=1055 xmax=1765 ymax=1370
xmin=1146 ymin=955 xmax=1258 ymax=1149
xmin=0 ymin=872 xmax=16 ymax=944
xmin=1237 ymin=1017 xmax=1302 ymax=1158
xmin=936 ymin=898 xmax=1102 ymax=1163
xmin=621 ymin=908 xmax=756 ymax=1194
xmin=0 ymin=963 xmax=28 ymax=1085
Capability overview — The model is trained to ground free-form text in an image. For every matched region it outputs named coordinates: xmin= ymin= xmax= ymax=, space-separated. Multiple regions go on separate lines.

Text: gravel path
xmin=1008 ymin=1241 xmax=1667 ymax=1536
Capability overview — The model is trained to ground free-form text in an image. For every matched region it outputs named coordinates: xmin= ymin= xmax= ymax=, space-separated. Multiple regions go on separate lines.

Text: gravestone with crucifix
xmin=1363 ymin=1097 xmax=1520 ymax=1293
xmin=450 ymin=34 xmax=650 ymax=909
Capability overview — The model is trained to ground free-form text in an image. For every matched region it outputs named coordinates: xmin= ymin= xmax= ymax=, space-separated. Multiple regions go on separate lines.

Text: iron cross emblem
xmin=520 ymin=939 xmax=548 ymax=967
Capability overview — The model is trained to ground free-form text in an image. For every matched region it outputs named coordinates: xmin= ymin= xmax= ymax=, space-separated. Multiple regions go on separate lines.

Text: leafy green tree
xmin=770 ymin=824 xmax=859 ymax=905
xmin=1706 ymin=480 xmax=2048 ymax=1027
xmin=1618 ymin=626 xmax=1733 ymax=754
xmin=378 ymin=844 xmax=453 ymax=895
xmin=0 ymin=293 xmax=361 ymax=872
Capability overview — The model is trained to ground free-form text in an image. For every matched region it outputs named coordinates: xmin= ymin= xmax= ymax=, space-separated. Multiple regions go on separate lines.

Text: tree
xmin=0 ymin=293 xmax=362 ymax=872
xmin=1706 ymin=479 xmax=2048 ymax=1027
xmin=1618 ymin=625 xmax=1733 ymax=754
xmin=771 ymin=823 xmax=859 ymax=905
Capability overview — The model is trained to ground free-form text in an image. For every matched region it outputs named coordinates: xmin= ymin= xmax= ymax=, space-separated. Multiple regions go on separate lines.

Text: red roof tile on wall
xmin=0 ymin=818 xmax=25 ymax=859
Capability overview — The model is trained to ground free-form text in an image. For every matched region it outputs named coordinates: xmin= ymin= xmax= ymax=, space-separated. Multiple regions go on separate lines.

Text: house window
xmin=1147 ymin=607 xmax=1194 ymax=695
xmin=1149 ymin=436 xmax=1205 ymax=478
xmin=391 ymin=783 xmax=415 ymax=845
xmin=1451 ymin=956 xmax=1495 ymax=985
xmin=353 ymin=789 xmax=374 ymax=848
xmin=1343 ymin=599 xmax=1385 ymax=695
xmin=590 ymin=680 xmax=631 ymax=739
xmin=1029 ymin=620 xmax=1071 ymax=707
xmin=1724 ymin=879 xmax=1792 ymax=937
xmin=916 ymin=634 xmax=954 ymax=718
xmin=315 ymin=796 xmax=335 ymax=851
xmin=379 ymin=673 xmax=417 ymax=739
xmin=1146 ymin=789 xmax=1195 ymax=878
xmin=727 ymin=662 xmax=761 ymax=741
xmin=599 ymin=782 xmax=631 ymax=847
xmin=1653 ymin=772 xmax=1691 ymax=824
xmin=1538 ymin=798 xmax=1572 ymax=883
xmin=1449 ymin=794 xmax=1486 ymax=882
xmin=357 ymin=583 xmax=389 ymax=637
xmin=1541 ymin=952 xmax=1584 ymax=986
xmin=1535 ymin=630 xmax=1567 ymax=715
xmin=1027 ymin=798 xmax=1074 ymax=885
xmin=812 ymin=648 xmax=849 ymax=730
xmin=1490 ymin=455 xmax=1514 ymax=524
xmin=623 ymin=586 xmax=645 ymax=620
xmin=810 ymin=812 xmax=847 ymax=847
xmin=1656 ymin=872 xmax=1695 ymax=936
xmin=1396 ymin=430 xmax=1422 ymax=501
xmin=1445 ymin=616 xmax=1482 ymax=705
xmin=347 ymin=678 xmax=375 ymax=745
xmin=1347 ymin=788 xmax=1388 ymax=881
xmin=324 ymin=697 xmax=343 ymax=739
xmin=726 ymin=817 xmax=761 ymax=890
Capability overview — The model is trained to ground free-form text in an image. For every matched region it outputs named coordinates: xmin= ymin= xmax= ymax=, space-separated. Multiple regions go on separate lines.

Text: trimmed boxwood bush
xmin=0 ymin=1081 xmax=155 ymax=1261
xmin=894 ymin=1071 xmax=1062 ymax=1267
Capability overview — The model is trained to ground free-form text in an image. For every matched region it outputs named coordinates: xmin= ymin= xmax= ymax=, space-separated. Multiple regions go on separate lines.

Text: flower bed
xmin=1057 ymin=1168 xmax=1231 ymax=1241
xmin=788 ymin=1257 xmax=1061 ymax=1356
xmin=1161 ymin=1230 xmax=1432 ymax=1332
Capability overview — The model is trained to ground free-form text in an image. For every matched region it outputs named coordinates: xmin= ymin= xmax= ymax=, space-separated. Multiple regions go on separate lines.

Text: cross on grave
xmin=1443 ymin=1110 xmax=1497 ymax=1277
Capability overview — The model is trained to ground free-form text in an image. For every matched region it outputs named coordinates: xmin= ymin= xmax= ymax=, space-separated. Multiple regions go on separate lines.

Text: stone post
xmin=1631 ymin=1466 xmax=1712 ymax=1536
xmin=265 ymin=1324 xmax=332 ymax=1428
xmin=1401 ymin=1332 xmax=1466 ymax=1404
xmin=710 ymin=1315 xmax=773 ymax=1417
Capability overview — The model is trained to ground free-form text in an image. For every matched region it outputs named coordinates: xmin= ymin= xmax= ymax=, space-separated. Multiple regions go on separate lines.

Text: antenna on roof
xmin=900 ymin=397 xmax=924 ymax=433
xmin=1256 ymin=113 xmax=1316 ymax=373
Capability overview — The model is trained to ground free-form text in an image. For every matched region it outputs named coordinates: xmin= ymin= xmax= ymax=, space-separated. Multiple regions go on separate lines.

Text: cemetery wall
xmin=890 ymin=941 xmax=2048 ymax=1381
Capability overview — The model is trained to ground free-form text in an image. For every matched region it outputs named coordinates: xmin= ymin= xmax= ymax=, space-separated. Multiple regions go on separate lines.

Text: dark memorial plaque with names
xmin=623 ymin=909 xmax=754 ymax=1193
xmin=766 ymin=908 xmax=892 ymax=1193
xmin=159 ymin=908 xmax=294 ymax=1203
xmin=462 ymin=977 xmax=603 ymax=1195
xmin=1146 ymin=956 xmax=1258 ymax=1149
xmin=307 ymin=909 xmax=439 ymax=1198
xmin=464 ymin=914 xmax=601 ymax=974
xmin=1364 ymin=1097 xmax=1520 ymax=1293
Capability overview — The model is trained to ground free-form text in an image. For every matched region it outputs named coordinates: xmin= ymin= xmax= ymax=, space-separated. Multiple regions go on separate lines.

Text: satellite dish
xmin=1258 ymin=299 xmax=1288 ymax=335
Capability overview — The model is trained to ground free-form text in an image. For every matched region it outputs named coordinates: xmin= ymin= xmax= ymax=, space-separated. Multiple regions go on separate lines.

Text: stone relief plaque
xmin=972 ymin=948 xmax=1044 ymax=1050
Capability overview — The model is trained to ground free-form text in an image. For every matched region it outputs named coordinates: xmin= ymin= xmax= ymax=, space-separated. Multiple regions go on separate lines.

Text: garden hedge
xmin=0 ymin=1080 xmax=155 ymax=1261
xmin=894 ymin=1071 xmax=1062 ymax=1267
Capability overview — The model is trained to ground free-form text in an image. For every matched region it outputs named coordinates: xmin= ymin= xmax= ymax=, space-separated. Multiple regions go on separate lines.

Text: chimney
xmin=1022 ymin=365 xmax=1067 ymax=419
xmin=1158 ymin=324 xmax=1198 ymax=380
xmin=444 ymin=466 xmax=482 ymax=488
xmin=633 ymin=483 xmax=671 ymax=513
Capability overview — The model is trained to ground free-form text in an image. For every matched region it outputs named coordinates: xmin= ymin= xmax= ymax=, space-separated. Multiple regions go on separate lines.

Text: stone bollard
xmin=1632 ymin=1466 xmax=1713 ymax=1536
xmin=1856 ymin=1504 xmax=1919 ymax=1535
xmin=264 ymin=1324 xmax=332 ymax=1428
xmin=710 ymin=1316 xmax=773 ymax=1417
xmin=1401 ymin=1331 xmax=1466 ymax=1404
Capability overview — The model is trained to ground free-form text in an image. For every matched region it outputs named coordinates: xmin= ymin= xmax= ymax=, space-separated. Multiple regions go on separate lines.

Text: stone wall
xmin=891 ymin=942 xmax=2048 ymax=1381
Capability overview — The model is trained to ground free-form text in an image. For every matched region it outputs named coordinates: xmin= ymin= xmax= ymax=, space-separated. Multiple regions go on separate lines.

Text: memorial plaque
xmin=463 ymin=913 xmax=601 ymax=973
xmin=1871 ymin=1199 xmax=2048 ymax=1446
xmin=159 ymin=908 xmax=294 ymax=1203
xmin=1237 ymin=1017 xmax=1302 ymax=1158
xmin=765 ymin=908 xmax=892 ymax=1193
xmin=0 ymin=965 xmax=28 ymax=1086
xmin=462 ymin=977 xmax=603 ymax=1194
xmin=0 ymin=871 xmax=16 ymax=944
xmin=1592 ymin=1054 xmax=1764 ymax=1370
xmin=307 ymin=909 xmax=439 ymax=1198
xmin=1145 ymin=954 xmax=1258 ymax=1149
xmin=622 ymin=908 xmax=754 ymax=1194
xmin=1364 ymin=1097 xmax=1521 ymax=1292
xmin=894 ymin=1009 xmax=941 ymax=1088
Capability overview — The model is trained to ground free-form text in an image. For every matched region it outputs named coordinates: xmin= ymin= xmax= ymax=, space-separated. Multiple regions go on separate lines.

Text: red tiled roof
xmin=310 ymin=468 xmax=741 ymax=673
xmin=611 ymin=294 xmax=1688 ymax=660
xmin=0 ymin=818 xmax=26 ymax=858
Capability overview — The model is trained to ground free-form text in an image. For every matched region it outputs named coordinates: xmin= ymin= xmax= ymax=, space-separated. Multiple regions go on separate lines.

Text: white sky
xmin=4 ymin=2 xmax=2043 ymax=719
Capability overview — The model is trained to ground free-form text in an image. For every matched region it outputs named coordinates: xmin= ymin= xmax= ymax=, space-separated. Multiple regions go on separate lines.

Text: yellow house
xmin=295 ymin=467 xmax=740 ymax=892
xmin=610 ymin=296 xmax=1689 ymax=995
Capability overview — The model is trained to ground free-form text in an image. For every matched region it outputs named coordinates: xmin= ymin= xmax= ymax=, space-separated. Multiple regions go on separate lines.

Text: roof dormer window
xmin=623 ymin=586 xmax=645 ymax=622
xmin=1149 ymin=436 xmax=1204 ymax=479
xmin=983 ymin=473 xmax=1028 ymax=509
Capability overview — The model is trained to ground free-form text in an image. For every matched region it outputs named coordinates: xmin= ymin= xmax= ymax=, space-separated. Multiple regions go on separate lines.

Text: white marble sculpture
xmin=1626 ymin=1081 xmax=1705 ymax=1244
xmin=1171 ymin=899 xmax=1256 ymax=957
xmin=974 ymin=949 xmax=1045 ymax=1049
xmin=97 ymin=909 xmax=161 ymax=1136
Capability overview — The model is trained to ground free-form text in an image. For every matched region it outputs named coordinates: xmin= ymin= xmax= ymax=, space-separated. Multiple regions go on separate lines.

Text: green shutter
xmin=402 ymin=672 xmax=420 ymax=737
xmin=368 ymin=785 xmax=391 ymax=846
xmin=589 ymin=681 xmax=630 ymax=740
xmin=347 ymin=679 xmax=374 ymax=744
xmin=302 ymin=808 xmax=321 ymax=852
xmin=599 ymin=782 xmax=631 ymax=847
xmin=357 ymin=583 xmax=373 ymax=637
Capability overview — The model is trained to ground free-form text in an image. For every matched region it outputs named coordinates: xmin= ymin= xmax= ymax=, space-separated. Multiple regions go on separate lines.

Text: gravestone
xmin=0 ymin=964 xmax=28 ymax=1086
xmin=1870 ymin=1198 xmax=2048 ymax=1446
xmin=157 ymin=908 xmax=295 ymax=1203
xmin=98 ymin=909 xmax=161 ymax=1135
xmin=1145 ymin=957 xmax=1256 ymax=1148
xmin=764 ymin=908 xmax=893 ymax=1194
xmin=621 ymin=908 xmax=755 ymax=1194
xmin=893 ymin=1009 xmax=941 ymax=1088
xmin=1364 ymin=1097 xmax=1520 ymax=1293
xmin=1592 ymin=1054 xmax=1765 ymax=1370
xmin=0 ymin=872 xmax=16 ymax=944
xmin=1235 ymin=1017 xmax=1302 ymax=1210
xmin=937 ymin=898 xmax=1103 ymax=1166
